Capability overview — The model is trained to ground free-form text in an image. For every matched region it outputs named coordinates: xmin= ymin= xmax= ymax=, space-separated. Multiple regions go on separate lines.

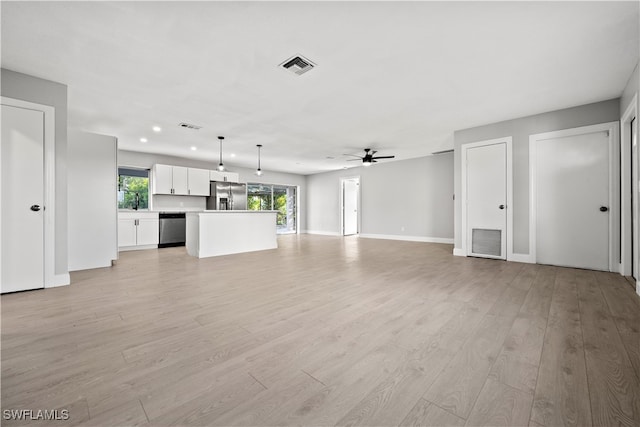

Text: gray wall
xmin=1 ymin=69 xmax=68 ymax=275
xmin=306 ymin=153 xmax=454 ymax=240
xmin=621 ymin=61 xmax=639 ymax=114
xmin=118 ymin=150 xmax=307 ymax=231
xmin=68 ymin=131 xmax=117 ymax=271
xmin=454 ymin=99 xmax=620 ymax=254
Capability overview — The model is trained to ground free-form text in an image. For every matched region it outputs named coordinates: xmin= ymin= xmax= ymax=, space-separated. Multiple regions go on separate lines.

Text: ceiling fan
xmin=345 ymin=148 xmax=395 ymax=166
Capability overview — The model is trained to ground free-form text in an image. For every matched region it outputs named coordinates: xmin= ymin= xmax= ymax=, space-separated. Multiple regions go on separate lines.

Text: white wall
xmin=118 ymin=150 xmax=308 ymax=231
xmin=68 ymin=131 xmax=118 ymax=271
xmin=1 ymin=69 xmax=68 ymax=276
xmin=453 ymin=98 xmax=620 ymax=255
xmin=621 ymin=62 xmax=639 ymax=115
xmin=306 ymin=153 xmax=454 ymax=242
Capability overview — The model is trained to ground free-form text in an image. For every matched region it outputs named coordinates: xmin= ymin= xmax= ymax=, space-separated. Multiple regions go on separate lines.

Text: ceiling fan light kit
xmin=345 ymin=148 xmax=396 ymax=166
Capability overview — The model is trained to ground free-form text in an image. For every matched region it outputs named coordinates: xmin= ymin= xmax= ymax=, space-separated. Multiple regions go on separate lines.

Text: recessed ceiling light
xmin=230 ymin=153 xmax=236 ymax=158
xmin=190 ymin=146 xmax=197 ymax=151
xmin=152 ymin=126 xmax=162 ymax=132
xmin=140 ymin=137 xmax=148 ymax=143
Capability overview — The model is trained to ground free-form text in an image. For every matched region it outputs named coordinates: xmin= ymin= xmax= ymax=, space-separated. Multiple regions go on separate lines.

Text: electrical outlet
xmin=401 ymin=226 xmax=405 ymax=232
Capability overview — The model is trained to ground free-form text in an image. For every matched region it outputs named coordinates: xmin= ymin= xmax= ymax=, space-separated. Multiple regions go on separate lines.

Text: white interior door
xmin=466 ymin=143 xmax=507 ymax=259
xmin=536 ymin=131 xmax=610 ymax=271
xmin=343 ymin=179 xmax=359 ymax=236
xmin=1 ymin=105 xmax=45 ymax=293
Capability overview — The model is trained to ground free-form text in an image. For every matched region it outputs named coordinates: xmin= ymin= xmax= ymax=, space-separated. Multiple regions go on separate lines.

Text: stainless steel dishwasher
xmin=158 ymin=212 xmax=186 ymax=248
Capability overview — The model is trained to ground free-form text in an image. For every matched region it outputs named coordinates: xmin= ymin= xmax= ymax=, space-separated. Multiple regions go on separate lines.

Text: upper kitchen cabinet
xmin=152 ymin=164 xmax=210 ymax=196
xmin=210 ymin=170 xmax=240 ymax=183
xmin=152 ymin=164 xmax=188 ymax=195
xmin=188 ymin=168 xmax=211 ymax=196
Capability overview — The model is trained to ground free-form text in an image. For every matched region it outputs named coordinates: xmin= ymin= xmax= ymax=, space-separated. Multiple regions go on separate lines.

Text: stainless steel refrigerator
xmin=206 ymin=181 xmax=247 ymax=210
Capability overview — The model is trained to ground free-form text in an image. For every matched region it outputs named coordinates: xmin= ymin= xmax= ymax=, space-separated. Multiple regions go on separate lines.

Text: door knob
xmin=499 ymin=204 xmax=505 ymax=210
xmin=30 ymin=205 xmax=41 ymax=212
xmin=600 ymin=206 xmax=608 ymax=212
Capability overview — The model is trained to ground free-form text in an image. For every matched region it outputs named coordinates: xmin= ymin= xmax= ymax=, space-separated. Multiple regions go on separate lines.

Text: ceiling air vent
xmin=179 ymin=122 xmax=202 ymax=130
xmin=280 ymin=55 xmax=316 ymax=76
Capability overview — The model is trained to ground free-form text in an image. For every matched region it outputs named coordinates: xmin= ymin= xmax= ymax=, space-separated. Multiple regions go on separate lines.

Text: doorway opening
xmin=341 ymin=177 xmax=359 ymax=236
xmin=247 ymin=183 xmax=297 ymax=234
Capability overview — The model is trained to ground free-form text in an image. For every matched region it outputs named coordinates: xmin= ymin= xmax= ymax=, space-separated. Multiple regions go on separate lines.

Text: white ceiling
xmin=2 ymin=1 xmax=638 ymax=175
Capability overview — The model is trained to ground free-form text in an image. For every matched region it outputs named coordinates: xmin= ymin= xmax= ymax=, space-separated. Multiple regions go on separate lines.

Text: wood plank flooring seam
xmin=301 ymin=369 xmax=327 ymax=387
xmin=525 ymin=271 xmax=555 ymax=427
xmin=138 ymin=399 xmax=150 ymax=424
xmin=423 ymin=398 xmax=468 ymax=421
xmin=248 ymin=372 xmax=268 ymax=390
xmin=576 ymin=271 xmax=599 ymax=427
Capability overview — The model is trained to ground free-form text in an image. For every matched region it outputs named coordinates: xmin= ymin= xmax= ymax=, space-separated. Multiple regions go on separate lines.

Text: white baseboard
xmin=302 ymin=230 xmax=342 ymax=236
xmin=453 ymin=248 xmax=465 ymax=257
xmin=508 ymin=253 xmax=535 ymax=263
xmin=359 ymin=233 xmax=454 ymax=244
xmin=637 ymin=280 xmax=640 ymax=297
xmin=46 ymin=273 xmax=70 ymax=288
xmin=119 ymin=244 xmax=159 ymax=252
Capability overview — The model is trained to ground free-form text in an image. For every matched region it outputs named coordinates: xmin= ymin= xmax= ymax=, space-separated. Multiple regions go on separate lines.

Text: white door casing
xmin=633 ymin=117 xmax=638 ymax=280
xmin=621 ymin=94 xmax=638 ymax=279
xmin=1 ymin=97 xmax=60 ymax=290
xmin=342 ymin=178 xmax=359 ymax=236
xmin=461 ymin=137 xmax=513 ymax=260
xmin=530 ymin=122 xmax=618 ymax=272
xmin=1 ymin=105 xmax=44 ymax=292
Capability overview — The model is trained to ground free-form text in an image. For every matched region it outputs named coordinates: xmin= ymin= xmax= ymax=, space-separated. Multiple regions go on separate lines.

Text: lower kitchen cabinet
xmin=118 ymin=212 xmax=159 ymax=251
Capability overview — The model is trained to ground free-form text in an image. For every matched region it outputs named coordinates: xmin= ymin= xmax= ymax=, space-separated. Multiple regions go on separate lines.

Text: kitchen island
xmin=186 ymin=211 xmax=278 ymax=258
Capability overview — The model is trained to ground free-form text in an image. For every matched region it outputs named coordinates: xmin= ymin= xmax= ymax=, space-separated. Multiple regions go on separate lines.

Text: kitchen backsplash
xmin=152 ymin=194 xmax=206 ymax=212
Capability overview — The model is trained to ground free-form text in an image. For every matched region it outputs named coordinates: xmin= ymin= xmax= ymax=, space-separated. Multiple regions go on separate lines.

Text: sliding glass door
xmin=247 ymin=183 xmax=297 ymax=234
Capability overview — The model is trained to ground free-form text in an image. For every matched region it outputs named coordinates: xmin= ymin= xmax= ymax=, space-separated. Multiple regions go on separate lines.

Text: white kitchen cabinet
xmin=152 ymin=164 xmax=188 ymax=195
xmin=153 ymin=164 xmax=174 ymax=194
xmin=117 ymin=219 xmax=137 ymax=248
xmin=188 ymin=168 xmax=211 ymax=196
xmin=172 ymin=166 xmax=189 ymax=195
xmin=137 ymin=218 xmax=160 ymax=245
xmin=154 ymin=164 xmax=210 ymax=196
xmin=118 ymin=212 xmax=159 ymax=250
xmin=209 ymin=170 xmax=240 ymax=183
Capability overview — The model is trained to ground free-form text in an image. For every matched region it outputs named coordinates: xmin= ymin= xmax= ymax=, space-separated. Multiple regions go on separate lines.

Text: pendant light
xmin=255 ymin=144 xmax=263 ymax=176
xmin=217 ymin=136 xmax=225 ymax=171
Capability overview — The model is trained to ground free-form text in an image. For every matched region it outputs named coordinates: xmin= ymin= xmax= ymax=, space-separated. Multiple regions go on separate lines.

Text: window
xmin=247 ymin=183 xmax=297 ymax=234
xmin=117 ymin=167 xmax=149 ymax=210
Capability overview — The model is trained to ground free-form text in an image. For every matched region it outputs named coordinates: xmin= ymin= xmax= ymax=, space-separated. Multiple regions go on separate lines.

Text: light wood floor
xmin=2 ymin=235 xmax=639 ymax=426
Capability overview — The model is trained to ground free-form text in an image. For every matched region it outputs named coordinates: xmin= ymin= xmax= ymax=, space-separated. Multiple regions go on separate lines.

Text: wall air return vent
xmin=280 ymin=55 xmax=316 ymax=76
xmin=179 ymin=122 xmax=202 ymax=130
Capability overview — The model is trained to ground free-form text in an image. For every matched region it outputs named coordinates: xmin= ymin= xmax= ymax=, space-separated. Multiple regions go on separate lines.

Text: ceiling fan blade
xmin=372 ymin=155 xmax=395 ymax=159
xmin=370 ymin=150 xmax=378 ymax=156
xmin=343 ymin=154 xmax=363 ymax=158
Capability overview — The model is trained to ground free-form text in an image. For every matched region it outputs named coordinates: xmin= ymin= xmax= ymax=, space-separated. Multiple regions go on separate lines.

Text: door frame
xmin=461 ymin=137 xmax=513 ymax=259
xmin=621 ymin=94 xmax=638 ymax=279
xmin=1 ymin=97 xmax=57 ymax=288
xmin=529 ymin=121 xmax=619 ymax=272
xmin=340 ymin=176 xmax=360 ymax=236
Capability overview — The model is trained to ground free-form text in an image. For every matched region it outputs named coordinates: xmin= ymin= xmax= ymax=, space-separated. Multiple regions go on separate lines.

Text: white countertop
xmin=191 ymin=210 xmax=278 ymax=213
